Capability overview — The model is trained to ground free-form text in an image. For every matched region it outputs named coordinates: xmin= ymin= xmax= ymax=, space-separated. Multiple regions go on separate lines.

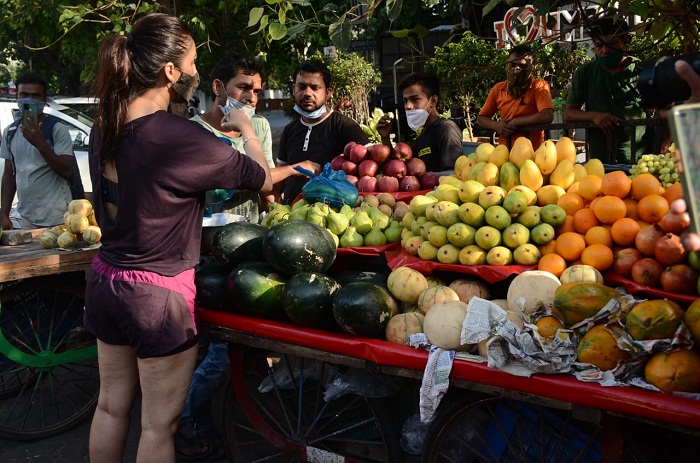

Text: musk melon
xmin=625 ymin=299 xmax=684 ymax=340
xmin=559 ymin=264 xmax=604 ymax=285
xmin=551 ymin=282 xmax=622 ymax=327
xmin=416 ymin=285 xmax=460 ymax=315
xmin=423 ymin=300 xmax=472 ymax=351
xmin=212 ymin=222 xmax=267 ymax=268
xmin=332 ymin=282 xmax=399 ymax=338
xmin=385 ymin=312 xmax=424 ymax=345
xmin=283 ymin=272 xmax=341 ymax=328
xmin=195 ymin=262 xmax=233 ymax=311
xmin=227 ymin=261 xmax=287 ymax=319
xmin=386 ymin=267 xmax=428 ymax=304
xmin=263 ymin=220 xmax=336 ymax=275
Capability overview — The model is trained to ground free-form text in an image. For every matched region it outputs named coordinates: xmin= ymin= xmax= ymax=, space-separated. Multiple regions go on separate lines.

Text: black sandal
xmin=175 ymin=430 xmax=213 ymax=462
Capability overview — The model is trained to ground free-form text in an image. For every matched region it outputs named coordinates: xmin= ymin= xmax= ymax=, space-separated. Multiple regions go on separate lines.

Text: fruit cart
xmin=200 ymin=304 xmax=700 ymax=462
xmin=0 ymin=229 xmax=99 ymax=440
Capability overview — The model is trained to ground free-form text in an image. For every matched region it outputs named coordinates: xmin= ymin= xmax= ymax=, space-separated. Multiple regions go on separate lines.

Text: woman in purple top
xmin=83 ymin=13 xmax=272 ymax=462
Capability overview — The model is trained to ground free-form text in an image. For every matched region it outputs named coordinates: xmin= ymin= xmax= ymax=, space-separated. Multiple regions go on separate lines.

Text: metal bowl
xmin=201 ymin=213 xmax=247 ymax=254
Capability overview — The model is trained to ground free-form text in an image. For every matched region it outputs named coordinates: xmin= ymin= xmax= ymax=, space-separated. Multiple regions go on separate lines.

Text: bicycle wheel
xmin=0 ymin=277 xmax=99 ymax=440
xmin=421 ymin=395 xmax=604 ymax=463
xmin=222 ymin=344 xmax=403 ymax=462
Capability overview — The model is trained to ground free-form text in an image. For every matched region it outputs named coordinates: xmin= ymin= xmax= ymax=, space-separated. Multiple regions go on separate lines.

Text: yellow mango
xmin=453 ymin=156 xmax=470 ymax=178
xmin=434 ymin=184 xmax=460 ymax=204
xmin=549 ymin=159 xmax=575 ymax=190
xmin=567 ymin=181 xmax=580 ymax=194
xmin=439 ymin=175 xmax=463 ymax=188
xmin=536 ymin=185 xmax=567 ymax=206
xmin=534 ymin=140 xmax=558 ymax=175
xmin=555 ymin=136 xmax=577 ymax=164
xmin=584 ymin=158 xmax=605 ymax=179
xmin=499 ymin=162 xmax=520 ymax=191
xmin=476 ymin=162 xmax=500 ymax=187
xmin=519 ymin=159 xmax=544 ymax=191
xmin=475 ymin=143 xmax=495 ymax=162
xmin=509 ymin=137 xmax=534 ymax=169
xmin=573 ymin=163 xmax=588 ymax=182
xmin=468 ymin=161 xmax=487 ymax=182
xmin=508 ymin=185 xmax=537 ymax=206
xmin=459 ymin=157 xmax=479 ymax=180
xmin=488 ymin=144 xmax=510 ymax=168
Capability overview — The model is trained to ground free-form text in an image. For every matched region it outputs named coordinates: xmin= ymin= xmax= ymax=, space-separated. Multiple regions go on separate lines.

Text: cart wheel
xmin=0 ymin=277 xmax=99 ymax=440
xmin=222 ymin=344 xmax=403 ymax=462
xmin=421 ymin=395 xmax=606 ymax=463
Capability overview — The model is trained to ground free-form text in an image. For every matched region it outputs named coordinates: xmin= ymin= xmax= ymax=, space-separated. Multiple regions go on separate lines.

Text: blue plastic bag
xmin=297 ymin=163 xmax=358 ymax=208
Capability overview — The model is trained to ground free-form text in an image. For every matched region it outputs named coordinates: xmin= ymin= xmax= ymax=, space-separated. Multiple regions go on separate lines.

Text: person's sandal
xmin=175 ymin=430 xmax=213 ymax=462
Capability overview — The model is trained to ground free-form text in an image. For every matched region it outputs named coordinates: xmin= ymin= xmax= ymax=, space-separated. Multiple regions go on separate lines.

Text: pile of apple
xmin=331 ymin=141 xmax=440 ymax=193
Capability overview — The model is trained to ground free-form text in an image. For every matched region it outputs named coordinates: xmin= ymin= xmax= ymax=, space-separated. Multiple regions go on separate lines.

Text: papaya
xmin=625 ymin=299 xmax=684 ymax=340
xmin=684 ymin=299 xmax=700 ymax=345
xmin=551 ymin=282 xmax=622 ymax=327
xmin=644 ymin=349 xmax=700 ymax=393
xmin=577 ymin=324 xmax=630 ymax=371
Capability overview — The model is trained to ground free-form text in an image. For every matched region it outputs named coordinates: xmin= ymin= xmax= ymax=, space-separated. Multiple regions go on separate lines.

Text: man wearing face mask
xmin=188 ymin=54 xmax=278 ymax=222
xmin=564 ymin=16 xmax=648 ymax=164
xmin=377 ymin=72 xmax=463 ymax=172
xmin=477 ymin=44 xmax=554 ymax=150
xmin=276 ymin=59 xmax=369 ymax=203
xmin=1 ymin=74 xmax=77 ymax=230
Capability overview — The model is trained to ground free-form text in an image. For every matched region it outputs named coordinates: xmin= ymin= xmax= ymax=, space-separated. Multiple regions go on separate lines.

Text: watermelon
xmin=262 ymin=220 xmax=336 ymax=275
xmin=331 ymin=271 xmax=389 ymax=288
xmin=194 ymin=262 xmax=233 ymax=311
xmin=227 ymin=261 xmax=287 ymax=319
xmin=283 ymin=272 xmax=341 ymax=329
xmin=332 ymin=282 xmax=399 ymax=338
xmin=212 ymin=222 xmax=267 ymax=268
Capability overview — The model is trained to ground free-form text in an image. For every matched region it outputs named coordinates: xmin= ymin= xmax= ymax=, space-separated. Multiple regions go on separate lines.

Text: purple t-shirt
xmin=89 ymin=111 xmax=266 ymax=276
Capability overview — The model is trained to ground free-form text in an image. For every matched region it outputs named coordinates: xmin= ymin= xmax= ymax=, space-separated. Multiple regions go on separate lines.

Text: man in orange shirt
xmin=477 ymin=44 xmax=554 ymax=150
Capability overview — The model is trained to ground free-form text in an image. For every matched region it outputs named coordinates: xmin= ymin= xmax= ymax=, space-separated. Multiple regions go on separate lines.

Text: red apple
xmin=392 ymin=142 xmax=413 ymax=161
xmin=349 ymin=144 xmax=369 ymax=164
xmin=368 ymin=144 xmax=392 ymax=163
xmin=382 ymin=159 xmax=406 ymax=179
xmin=405 ymin=157 xmax=426 ymax=178
xmin=343 ymin=141 xmax=357 ymax=157
xmin=341 ymin=160 xmax=358 ymax=176
xmin=331 ymin=154 xmax=345 ymax=171
xmin=377 ymin=176 xmax=399 ymax=192
xmin=400 ymin=176 xmax=421 ymax=191
xmin=358 ymin=159 xmax=379 ymax=177
xmin=345 ymin=174 xmax=359 ymax=186
xmin=357 ymin=175 xmax=377 ymax=192
xmin=420 ymin=172 xmax=439 ymax=190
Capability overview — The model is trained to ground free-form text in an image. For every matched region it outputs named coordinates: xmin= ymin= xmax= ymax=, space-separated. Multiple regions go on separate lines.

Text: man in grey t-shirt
xmin=1 ymin=74 xmax=76 ymax=229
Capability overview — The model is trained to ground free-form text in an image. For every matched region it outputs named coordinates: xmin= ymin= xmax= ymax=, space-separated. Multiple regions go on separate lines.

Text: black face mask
xmin=172 ymin=70 xmax=200 ymax=102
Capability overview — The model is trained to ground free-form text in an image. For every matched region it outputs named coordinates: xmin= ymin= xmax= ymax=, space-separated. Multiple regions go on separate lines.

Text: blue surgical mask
xmin=219 ymin=91 xmax=255 ymax=120
xmin=293 ymin=104 xmax=327 ymax=119
xmin=596 ymin=51 xmax=623 ymax=68
xmin=15 ymin=98 xmax=45 ymax=121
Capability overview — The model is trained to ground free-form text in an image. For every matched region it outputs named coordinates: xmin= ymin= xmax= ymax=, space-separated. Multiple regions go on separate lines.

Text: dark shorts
xmin=84 ymin=254 xmax=198 ymax=358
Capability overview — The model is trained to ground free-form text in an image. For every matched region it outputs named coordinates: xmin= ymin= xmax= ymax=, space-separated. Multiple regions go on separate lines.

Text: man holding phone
xmin=1 ymin=74 xmax=76 ymax=229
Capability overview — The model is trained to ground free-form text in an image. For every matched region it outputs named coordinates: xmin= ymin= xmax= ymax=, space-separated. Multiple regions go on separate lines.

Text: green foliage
xmin=312 ymin=50 xmax=382 ymax=125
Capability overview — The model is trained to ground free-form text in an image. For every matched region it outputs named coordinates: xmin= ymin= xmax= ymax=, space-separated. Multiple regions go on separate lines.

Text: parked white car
xmin=0 ymin=97 xmax=93 ymax=207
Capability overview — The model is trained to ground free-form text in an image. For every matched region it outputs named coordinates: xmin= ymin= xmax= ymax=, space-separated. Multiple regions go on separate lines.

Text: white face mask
xmin=218 ymin=88 xmax=255 ymax=120
xmin=293 ymin=104 xmax=327 ymax=119
xmin=406 ymin=109 xmax=430 ymax=131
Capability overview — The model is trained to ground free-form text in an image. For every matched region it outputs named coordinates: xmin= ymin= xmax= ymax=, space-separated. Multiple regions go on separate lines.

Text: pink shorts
xmin=84 ymin=254 xmax=198 ymax=358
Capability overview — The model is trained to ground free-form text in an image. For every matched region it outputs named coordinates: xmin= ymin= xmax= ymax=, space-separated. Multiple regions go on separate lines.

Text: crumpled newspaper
xmin=408 ymin=333 xmax=454 ymax=423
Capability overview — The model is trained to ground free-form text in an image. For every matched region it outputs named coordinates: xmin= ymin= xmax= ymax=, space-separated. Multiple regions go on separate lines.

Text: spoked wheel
xmin=421 ymin=395 xmax=605 ymax=463
xmin=222 ymin=344 xmax=403 ymax=462
xmin=0 ymin=275 xmax=99 ymax=440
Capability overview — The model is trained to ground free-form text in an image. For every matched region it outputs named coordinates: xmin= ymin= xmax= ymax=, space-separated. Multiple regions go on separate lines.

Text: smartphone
xmin=21 ymin=101 xmax=38 ymax=128
xmin=668 ymin=102 xmax=700 ymax=234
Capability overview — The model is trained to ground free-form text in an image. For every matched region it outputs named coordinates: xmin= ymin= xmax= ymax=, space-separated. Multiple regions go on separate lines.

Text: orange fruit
xmin=623 ymin=197 xmax=640 ymax=220
xmin=637 ymin=194 xmax=669 ymax=224
xmin=572 ymin=208 xmax=600 ymax=234
xmin=567 ymin=182 xmax=580 ymax=194
xmin=555 ymin=232 xmax=586 ymax=262
xmin=580 ymin=243 xmax=615 ymax=271
xmin=584 ymin=226 xmax=613 ymax=248
xmin=555 ymin=215 xmax=576 ymax=234
xmin=600 ymin=171 xmax=632 ymax=198
xmin=578 ymin=175 xmax=603 ymax=201
xmin=539 ymin=239 xmax=558 ymax=256
xmin=537 ymin=253 xmax=567 ymax=277
xmin=630 ymin=173 xmax=661 ymax=200
xmin=557 ymin=192 xmax=585 ymax=216
xmin=592 ymin=195 xmax=627 ymax=224
xmin=536 ymin=315 xmax=566 ymax=338
xmin=662 ymin=182 xmax=684 ymax=205
xmin=610 ymin=217 xmax=641 ymax=247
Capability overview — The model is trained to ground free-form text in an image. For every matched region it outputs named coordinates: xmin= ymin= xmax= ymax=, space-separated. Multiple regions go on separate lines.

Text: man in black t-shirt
xmin=376 ymin=72 xmax=463 ymax=172
xmin=275 ymin=59 xmax=369 ymax=203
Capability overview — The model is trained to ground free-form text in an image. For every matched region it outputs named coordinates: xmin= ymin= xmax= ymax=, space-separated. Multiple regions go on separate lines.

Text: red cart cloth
xmin=200 ymin=309 xmax=700 ymax=431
